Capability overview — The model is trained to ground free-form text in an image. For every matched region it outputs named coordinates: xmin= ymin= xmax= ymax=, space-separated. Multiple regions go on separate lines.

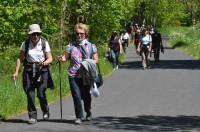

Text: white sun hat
xmin=28 ymin=24 xmax=42 ymax=34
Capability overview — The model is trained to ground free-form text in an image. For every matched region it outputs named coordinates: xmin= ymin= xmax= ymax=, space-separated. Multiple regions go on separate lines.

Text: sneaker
xmin=86 ymin=113 xmax=92 ymax=121
xmin=147 ymin=66 xmax=151 ymax=69
xmin=143 ymin=66 xmax=147 ymax=70
xmin=74 ymin=118 xmax=82 ymax=124
xmin=116 ymin=65 xmax=119 ymax=69
xmin=142 ymin=62 xmax=147 ymax=68
xmin=28 ymin=118 xmax=37 ymax=124
xmin=43 ymin=113 xmax=49 ymax=120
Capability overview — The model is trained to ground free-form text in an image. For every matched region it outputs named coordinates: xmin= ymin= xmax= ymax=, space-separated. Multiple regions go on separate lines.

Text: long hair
xmin=110 ymin=31 xmax=118 ymax=41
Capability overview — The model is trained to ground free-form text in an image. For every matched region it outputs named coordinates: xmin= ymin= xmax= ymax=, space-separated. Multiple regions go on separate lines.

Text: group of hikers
xmin=11 ymin=22 xmax=164 ymax=125
xmin=108 ymin=23 xmax=164 ymax=70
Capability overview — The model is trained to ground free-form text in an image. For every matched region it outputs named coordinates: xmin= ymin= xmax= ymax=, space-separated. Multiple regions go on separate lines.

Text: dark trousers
xmin=141 ymin=44 xmax=151 ymax=67
xmin=23 ymin=71 xmax=49 ymax=119
xmin=153 ymin=46 xmax=160 ymax=62
xmin=68 ymin=77 xmax=91 ymax=119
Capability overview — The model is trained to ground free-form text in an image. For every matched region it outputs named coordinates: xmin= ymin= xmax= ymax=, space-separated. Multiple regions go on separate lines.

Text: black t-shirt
xmin=109 ymin=37 xmax=120 ymax=51
xmin=152 ymin=32 xmax=162 ymax=48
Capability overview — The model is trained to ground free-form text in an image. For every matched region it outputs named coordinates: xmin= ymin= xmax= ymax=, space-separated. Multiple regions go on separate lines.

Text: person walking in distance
xmin=121 ymin=30 xmax=130 ymax=53
xmin=109 ymin=31 xmax=122 ymax=70
xmin=138 ymin=29 xmax=152 ymax=69
xmin=12 ymin=24 xmax=54 ymax=124
xmin=57 ymin=23 xmax=98 ymax=124
xmin=151 ymin=29 xmax=164 ymax=62
xmin=134 ymin=29 xmax=141 ymax=54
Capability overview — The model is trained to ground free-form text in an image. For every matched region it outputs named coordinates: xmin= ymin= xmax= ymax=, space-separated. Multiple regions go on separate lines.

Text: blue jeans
xmin=111 ymin=50 xmax=119 ymax=69
xmin=68 ymin=76 xmax=91 ymax=119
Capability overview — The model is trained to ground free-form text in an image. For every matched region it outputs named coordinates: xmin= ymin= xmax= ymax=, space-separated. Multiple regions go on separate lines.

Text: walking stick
xmin=58 ymin=61 xmax=63 ymax=119
xmin=12 ymin=78 xmax=17 ymax=89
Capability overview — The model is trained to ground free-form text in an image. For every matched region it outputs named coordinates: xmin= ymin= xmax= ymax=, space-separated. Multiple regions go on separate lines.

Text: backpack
xmin=23 ymin=37 xmax=46 ymax=66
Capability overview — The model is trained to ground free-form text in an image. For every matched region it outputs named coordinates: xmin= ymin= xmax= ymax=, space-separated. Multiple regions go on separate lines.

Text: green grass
xmin=0 ymin=74 xmax=26 ymax=119
xmin=0 ymin=63 xmax=70 ymax=119
xmin=165 ymin=25 xmax=200 ymax=60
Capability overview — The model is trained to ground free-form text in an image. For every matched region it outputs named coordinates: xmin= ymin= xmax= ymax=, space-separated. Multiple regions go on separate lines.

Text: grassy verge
xmin=163 ymin=25 xmax=200 ymax=60
xmin=0 ymin=63 xmax=70 ymax=119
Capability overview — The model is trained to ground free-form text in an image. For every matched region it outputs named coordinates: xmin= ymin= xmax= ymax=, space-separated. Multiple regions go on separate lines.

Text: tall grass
xmin=0 ymin=75 xmax=26 ymax=119
xmin=0 ymin=63 xmax=70 ymax=119
xmin=166 ymin=25 xmax=200 ymax=60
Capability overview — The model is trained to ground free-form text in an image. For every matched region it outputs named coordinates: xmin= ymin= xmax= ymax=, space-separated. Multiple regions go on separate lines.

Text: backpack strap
xmin=23 ymin=39 xmax=30 ymax=66
xmin=41 ymin=37 xmax=47 ymax=59
xmin=79 ymin=41 xmax=94 ymax=59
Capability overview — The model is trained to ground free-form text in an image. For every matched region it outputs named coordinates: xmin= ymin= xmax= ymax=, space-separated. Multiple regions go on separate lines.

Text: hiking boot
xmin=74 ymin=118 xmax=82 ymax=124
xmin=43 ymin=113 xmax=49 ymax=120
xmin=28 ymin=118 xmax=37 ymax=124
xmin=86 ymin=112 xmax=92 ymax=121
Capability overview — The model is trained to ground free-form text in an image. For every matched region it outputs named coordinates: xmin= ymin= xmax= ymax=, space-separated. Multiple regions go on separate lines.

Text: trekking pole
xmin=58 ymin=61 xmax=63 ymax=119
xmin=13 ymin=79 xmax=17 ymax=88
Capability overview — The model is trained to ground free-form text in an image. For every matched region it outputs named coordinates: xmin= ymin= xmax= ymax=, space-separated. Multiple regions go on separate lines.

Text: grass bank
xmin=160 ymin=25 xmax=200 ymax=60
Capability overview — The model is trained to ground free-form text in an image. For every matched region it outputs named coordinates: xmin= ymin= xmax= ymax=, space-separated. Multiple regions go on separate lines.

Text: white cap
xmin=28 ymin=24 xmax=42 ymax=34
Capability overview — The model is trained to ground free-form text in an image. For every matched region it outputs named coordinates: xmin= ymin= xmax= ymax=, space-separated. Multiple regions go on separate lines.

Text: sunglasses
xmin=31 ymin=33 xmax=41 ymax=36
xmin=76 ymin=32 xmax=85 ymax=35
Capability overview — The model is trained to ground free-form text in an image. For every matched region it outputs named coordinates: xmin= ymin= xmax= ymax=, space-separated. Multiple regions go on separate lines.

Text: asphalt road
xmin=1 ymin=38 xmax=200 ymax=132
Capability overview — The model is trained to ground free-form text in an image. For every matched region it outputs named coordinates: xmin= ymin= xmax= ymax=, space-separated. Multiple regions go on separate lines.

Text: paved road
xmin=1 ymin=38 xmax=200 ymax=132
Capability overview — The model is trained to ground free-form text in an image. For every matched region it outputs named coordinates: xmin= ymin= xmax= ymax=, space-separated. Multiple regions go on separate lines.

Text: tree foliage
xmin=0 ymin=0 xmax=198 ymax=51
xmin=132 ymin=0 xmax=190 ymax=28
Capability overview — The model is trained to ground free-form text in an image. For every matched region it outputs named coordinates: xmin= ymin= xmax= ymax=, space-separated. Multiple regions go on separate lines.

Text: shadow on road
xmin=1 ymin=118 xmax=74 ymax=124
xmin=163 ymin=46 xmax=174 ymax=50
xmin=92 ymin=115 xmax=200 ymax=131
xmin=43 ymin=119 xmax=74 ymax=124
xmin=120 ymin=60 xmax=200 ymax=70
xmin=2 ymin=115 xmax=200 ymax=131
xmin=1 ymin=119 xmax=27 ymax=124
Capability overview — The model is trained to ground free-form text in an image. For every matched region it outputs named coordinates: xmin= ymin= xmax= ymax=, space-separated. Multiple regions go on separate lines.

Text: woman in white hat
xmin=12 ymin=24 xmax=54 ymax=124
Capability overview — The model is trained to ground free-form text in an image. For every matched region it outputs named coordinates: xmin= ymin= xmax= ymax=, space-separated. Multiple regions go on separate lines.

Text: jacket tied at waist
xmin=24 ymin=62 xmax=48 ymax=72
xmin=23 ymin=62 xmax=54 ymax=90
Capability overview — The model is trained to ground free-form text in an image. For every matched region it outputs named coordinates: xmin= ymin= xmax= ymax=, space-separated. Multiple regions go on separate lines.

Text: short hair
xmin=75 ymin=23 xmax=89 ymax=36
